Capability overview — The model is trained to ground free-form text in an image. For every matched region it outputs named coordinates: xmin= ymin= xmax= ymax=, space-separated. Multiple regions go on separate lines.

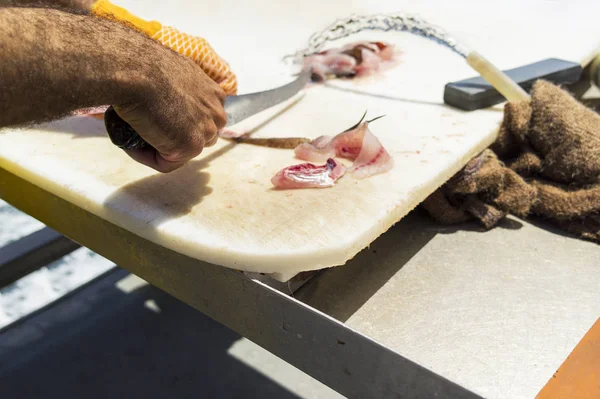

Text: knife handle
xmin=104 ymin=106 xmax=151 ymax=150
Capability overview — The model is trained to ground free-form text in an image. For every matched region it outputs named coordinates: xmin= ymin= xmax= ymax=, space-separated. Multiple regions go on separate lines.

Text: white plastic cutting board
xmin=1 ymin=0 xmax=598 ymax=274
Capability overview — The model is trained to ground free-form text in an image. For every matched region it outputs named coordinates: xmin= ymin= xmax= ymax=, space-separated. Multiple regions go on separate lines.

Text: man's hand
xmin=0 ymin=7 xmax=227 ymax=173
xmin=115 ymin=54 xmax=227 ymax=172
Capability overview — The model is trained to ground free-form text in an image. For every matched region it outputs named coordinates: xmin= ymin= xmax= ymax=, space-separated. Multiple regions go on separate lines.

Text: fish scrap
xmin=303 ymin=41 xmax=397 ymax=82
xmin=271 ymin=158 xmax=346 ymax=189
xmin=271 ymin=112 xmax=393 ymax=189
xmin=71 ymin=105 xmax=109 ymax=119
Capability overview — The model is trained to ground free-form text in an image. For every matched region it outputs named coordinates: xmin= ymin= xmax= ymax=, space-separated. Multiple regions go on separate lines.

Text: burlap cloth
xmin=421 ymin=80 xmax=600 ymax=242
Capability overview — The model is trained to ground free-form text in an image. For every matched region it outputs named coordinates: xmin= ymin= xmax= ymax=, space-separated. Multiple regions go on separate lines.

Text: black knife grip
xmin=104 ymin=106 xmax=151 ymax=150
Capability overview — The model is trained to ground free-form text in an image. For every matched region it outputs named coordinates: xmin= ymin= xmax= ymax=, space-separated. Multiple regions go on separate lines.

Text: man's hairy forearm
xmin=0 ymin=7 xmax=165 ymax=128
xmin=0 ymin=0 xmax=94 ymax=13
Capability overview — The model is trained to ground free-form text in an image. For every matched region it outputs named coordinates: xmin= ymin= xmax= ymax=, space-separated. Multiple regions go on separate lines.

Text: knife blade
xmin=104 ymin=70 xmax=311 ymax=151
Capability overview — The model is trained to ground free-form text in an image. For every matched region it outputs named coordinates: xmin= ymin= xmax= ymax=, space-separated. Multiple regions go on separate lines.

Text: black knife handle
xmin=104 ymin=105 xmax=150 ymax=150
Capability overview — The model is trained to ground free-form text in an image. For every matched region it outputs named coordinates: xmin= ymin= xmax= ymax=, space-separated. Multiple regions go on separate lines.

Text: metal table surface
xmin=2 ymin=165 xmax=599 ymax=399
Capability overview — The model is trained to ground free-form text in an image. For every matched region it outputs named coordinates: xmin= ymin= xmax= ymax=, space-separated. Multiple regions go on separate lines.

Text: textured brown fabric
xmin=422 ymin=80 xmax=600 ymax=242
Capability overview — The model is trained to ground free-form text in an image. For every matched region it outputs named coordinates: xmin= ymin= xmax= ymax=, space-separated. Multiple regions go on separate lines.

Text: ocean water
xmin=0 ymin=199 xmax=115 ymax=329
xmin=0 ymin=199 xmax=44 ymax=246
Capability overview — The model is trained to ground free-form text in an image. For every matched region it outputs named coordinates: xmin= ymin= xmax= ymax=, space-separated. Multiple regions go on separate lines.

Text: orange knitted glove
xmin=91 ymin=0 xmax=237 ymax=95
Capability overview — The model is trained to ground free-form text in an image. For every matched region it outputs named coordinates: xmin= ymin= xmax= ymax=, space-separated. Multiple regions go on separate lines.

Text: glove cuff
xmin=91 ymin=0 xmax=162 ymax=37
xmin=91 ymin=0 xmax=237 ymax=95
